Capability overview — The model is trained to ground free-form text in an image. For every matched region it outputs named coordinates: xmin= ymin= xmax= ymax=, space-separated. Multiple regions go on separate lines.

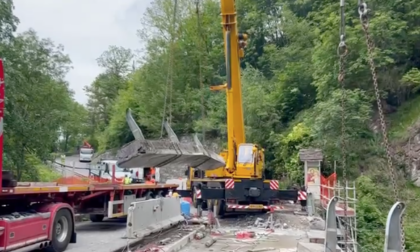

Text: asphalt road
xmin=15 ymin=218 xmax=129 ymax=252
xmin=53 ymin=155 xmax=92 ymax=178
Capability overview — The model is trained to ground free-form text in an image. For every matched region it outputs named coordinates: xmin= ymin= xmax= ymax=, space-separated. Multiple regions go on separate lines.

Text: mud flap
xmin=177 ymin=190 xmax=192 ymax=198
xmin=276 ymin=189 xmax=298 ymax=201
xmin=201 ymin=188 xmax=225 ymax=200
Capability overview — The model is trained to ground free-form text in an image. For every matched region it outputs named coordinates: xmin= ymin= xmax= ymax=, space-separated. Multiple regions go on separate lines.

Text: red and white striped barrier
xmin=269 ymin=180 xmax=279 ymax=190
xmin=227 ymin=204 xmax=284 ymax=210
xmin=195 ymin=189 xmax=202 ymax=199
xmin=225 ymin=179 xmax=234 ymax=189
xmin=298 ymin=191 xmax=307 ymax=201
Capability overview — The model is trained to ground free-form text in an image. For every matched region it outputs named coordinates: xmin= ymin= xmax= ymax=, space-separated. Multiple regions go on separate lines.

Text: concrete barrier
xmin=126 ymin=198 xmax=185 ymax=239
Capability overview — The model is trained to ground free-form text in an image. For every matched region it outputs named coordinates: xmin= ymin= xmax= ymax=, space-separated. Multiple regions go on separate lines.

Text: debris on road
xmin=179 ymin=206 xmax=310 ymax=252
xmin=204 ymin=238 xmax=216 ymax=248
xmin=194 ymin=231 xmax=206 ymax=240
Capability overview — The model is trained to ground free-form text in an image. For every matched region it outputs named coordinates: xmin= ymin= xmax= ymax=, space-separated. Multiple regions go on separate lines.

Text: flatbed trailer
xmin=0 ymin=179 xmax=179 ymax=252
xmin=0 ymin=58 xmax=180 ymax=252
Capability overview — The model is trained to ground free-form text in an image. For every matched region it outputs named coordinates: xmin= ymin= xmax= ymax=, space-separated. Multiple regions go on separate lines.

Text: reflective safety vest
xmin=124 ymin=177 xmax=130 ymax=184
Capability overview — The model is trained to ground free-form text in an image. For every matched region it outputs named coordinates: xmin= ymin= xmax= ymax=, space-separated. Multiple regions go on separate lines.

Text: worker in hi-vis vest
xmin=124 ymin=174 xmax=131 ymax=184
xmin=172 ymin=188 xmax=179 ymax=198
xmin=150 ymin=175 xmax=156 ymax=184
xmin=145 ymin=167 xmax=156 ymax=184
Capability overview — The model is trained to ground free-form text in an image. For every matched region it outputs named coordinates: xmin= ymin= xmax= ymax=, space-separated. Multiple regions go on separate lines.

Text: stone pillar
xmin=299 ymin=149 xmax=323 ymax=201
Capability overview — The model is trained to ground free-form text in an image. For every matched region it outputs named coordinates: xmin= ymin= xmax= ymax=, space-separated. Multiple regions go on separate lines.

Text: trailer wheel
xmin=89 ymin=214 xmax=104 ymax=222
xmin=46 ymin=209 xmax=73 ymax=252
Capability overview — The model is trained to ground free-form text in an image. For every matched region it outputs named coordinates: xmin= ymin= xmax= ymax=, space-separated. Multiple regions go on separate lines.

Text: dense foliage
xmin=0 ymin=0 xmax=88 ymax=180
xmin=82 ymin=1 xmax=420 ymax=250
xmin=2 ymin=0 xmax=420 ymax=250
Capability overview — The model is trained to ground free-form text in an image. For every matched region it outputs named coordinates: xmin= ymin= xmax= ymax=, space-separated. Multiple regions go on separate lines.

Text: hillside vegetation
xmin=2 ymin=0 xmax=420 ymax=251
xmin=0 ymin=1 xmax=87 ymax=181
xmin=81 ymin=1 xmax=420 ymax=251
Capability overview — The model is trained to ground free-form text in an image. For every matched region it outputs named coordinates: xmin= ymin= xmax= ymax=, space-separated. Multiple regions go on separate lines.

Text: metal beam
xmin=126 ymin=108 xmax=145 ymax=141
xmin=384 ymin=202 xmax=405 ymax=252
xmin=163 ymin=121 xmax=180 ymax=143
xmin=325 ymin=196 xmax=338 ymax=251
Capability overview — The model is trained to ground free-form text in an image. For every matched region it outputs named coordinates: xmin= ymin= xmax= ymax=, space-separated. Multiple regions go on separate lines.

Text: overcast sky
xmin=13 ymin=0 xmax=153 ymax=104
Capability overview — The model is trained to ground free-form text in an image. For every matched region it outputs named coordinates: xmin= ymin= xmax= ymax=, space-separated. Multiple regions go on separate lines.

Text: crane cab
xmin=235 ymin=144 xmax=264 ymax=178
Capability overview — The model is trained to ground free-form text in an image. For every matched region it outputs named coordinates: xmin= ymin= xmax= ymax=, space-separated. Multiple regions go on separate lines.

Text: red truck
xmin=0 ymin=58 xmax=178 ymax=252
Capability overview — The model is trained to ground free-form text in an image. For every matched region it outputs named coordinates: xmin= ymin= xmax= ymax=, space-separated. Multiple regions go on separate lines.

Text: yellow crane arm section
xmin=220 ymin=0 xmax=247 ymax=172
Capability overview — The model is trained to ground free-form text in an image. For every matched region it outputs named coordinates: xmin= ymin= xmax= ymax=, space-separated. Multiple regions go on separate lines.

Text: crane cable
xmin=195 ymin=0 xmax=206 ymax=143
xmin=358 ymin=1 xmax=406 ymax=250
xmin=160 ymin=0 xmax=178 ymax=137
xmin=337 ymin=0 xmax=349 ymax=251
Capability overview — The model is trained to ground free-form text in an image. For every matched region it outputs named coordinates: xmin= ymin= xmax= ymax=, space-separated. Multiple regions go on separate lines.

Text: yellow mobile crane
xmin=179 ymin=0 xmax=298 ymax=215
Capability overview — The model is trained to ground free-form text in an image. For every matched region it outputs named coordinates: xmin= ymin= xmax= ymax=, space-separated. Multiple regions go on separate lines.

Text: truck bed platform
xmin=0 ymin=182 xmax=179 ymax=195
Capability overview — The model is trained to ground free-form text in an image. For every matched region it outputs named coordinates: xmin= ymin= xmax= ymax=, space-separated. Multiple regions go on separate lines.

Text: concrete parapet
xmin=297 ymin=241 xmax=342 ymax=252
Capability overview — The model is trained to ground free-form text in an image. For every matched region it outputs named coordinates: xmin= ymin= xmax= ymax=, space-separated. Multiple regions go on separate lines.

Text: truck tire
xmin=89 ymin=214 xmax=104 ymax=222
xmin=45 ymin=209 xmax=73 ymax=252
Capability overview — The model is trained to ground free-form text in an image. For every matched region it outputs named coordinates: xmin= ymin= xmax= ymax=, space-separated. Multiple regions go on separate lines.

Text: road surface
xmin=53 ymin=154 xmax=92 ymax=177
xmin=181 ymin=210 xmax=309 ymax=252
xmin=16 ymin=218 xmax=129 ymax=252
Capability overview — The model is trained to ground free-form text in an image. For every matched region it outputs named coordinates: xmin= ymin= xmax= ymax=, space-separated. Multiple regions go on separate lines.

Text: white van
xmin=91 ymin=160 xmax=161 ymax=183
xmin=79 ymin=147 xmax=94 ymax=162
xmin=95 ymin=160 xmax=131 ymax=181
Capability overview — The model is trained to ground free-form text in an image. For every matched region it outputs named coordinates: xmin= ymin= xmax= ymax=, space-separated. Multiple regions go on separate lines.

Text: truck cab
xmin=94 ymin=160 xmax=161 ymax=184
xmin=79 ymin=146 xmax=94 ymax=162
xmin=95 ymin=160 xmax=131 ymax=181
xmin=130 ymin=167 xmax=161 ymax=183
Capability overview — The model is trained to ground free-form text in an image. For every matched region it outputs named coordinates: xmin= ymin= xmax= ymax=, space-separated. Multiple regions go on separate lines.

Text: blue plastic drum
xmin=180 ymin=200 xmax=191 ymax=217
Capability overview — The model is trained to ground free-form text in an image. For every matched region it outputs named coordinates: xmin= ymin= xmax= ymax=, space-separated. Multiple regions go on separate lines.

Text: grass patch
xmin=37 ymin=164 xmax=61 ymax=182
xmin=388 ymin=95 xmax=420 ymax=140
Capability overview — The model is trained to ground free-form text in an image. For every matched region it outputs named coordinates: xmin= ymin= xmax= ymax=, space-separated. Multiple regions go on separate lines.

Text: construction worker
xmin=172 ymin=188 xmax=180 ymax=198
xmin=150 ymin=175 xmax=156 ymax=184
xmin=130 ymin=170 xmax=137 ymax=183
xmin=124 ymin=174 xmax=131 ymax=185
xmin=150 ymin=167 xmax=156 ymax=178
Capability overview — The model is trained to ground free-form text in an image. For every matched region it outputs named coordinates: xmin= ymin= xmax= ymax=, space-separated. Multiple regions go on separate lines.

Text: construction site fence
xmin=320 ymin=172 xmax=337 ymax=207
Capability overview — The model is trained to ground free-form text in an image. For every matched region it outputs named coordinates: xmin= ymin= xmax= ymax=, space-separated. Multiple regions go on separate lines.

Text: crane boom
xmin=220 ymin=0 xmax=247 ymax=172
xmin=219 ymin=0 xmax=252 ymax=174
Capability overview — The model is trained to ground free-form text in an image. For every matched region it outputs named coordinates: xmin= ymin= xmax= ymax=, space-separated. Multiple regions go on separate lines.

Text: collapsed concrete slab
xmin=116 ymin=138 xmax=226 ymax=170
xmin=116 ymin=109 xmax=226 ymax=170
